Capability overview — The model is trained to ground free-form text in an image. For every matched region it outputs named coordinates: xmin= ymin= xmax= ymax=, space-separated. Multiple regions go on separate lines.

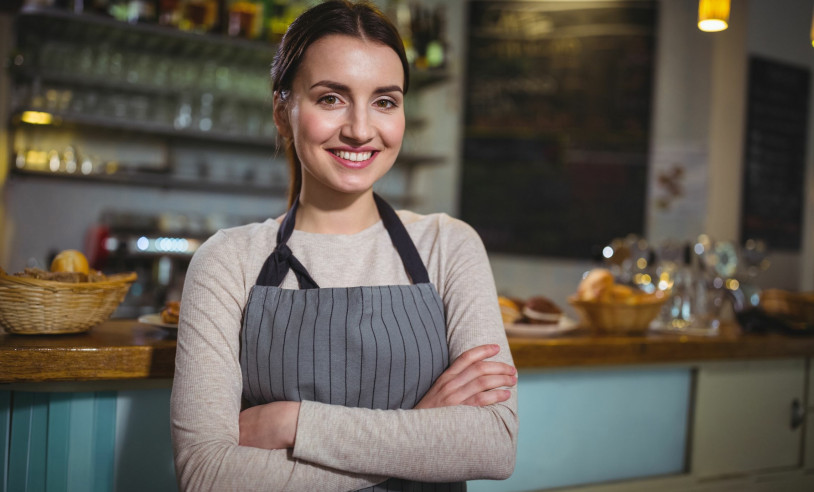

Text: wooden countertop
xmin=509 ymin=323 xmax=814 ymax=368
xmin=0 ymin=319 xmax=176 ymax=383
xmin=3 ymin=320 xmax=814 ymax=383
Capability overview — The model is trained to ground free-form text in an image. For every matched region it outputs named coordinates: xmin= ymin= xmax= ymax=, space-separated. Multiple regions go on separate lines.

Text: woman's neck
xmin=294 ymin=188 xmax=380 ymax=235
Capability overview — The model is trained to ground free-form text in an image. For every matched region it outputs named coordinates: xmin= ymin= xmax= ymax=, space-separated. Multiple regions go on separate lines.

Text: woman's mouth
xmin=329 ymin=149 xmax=377 ymax=169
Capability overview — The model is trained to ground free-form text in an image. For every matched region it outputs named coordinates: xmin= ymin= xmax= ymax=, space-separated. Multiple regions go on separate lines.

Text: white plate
xmin=138 ymin=313 xmax=178 ymax=330
xmin=505 ymin=316 xmax=579 ymax=337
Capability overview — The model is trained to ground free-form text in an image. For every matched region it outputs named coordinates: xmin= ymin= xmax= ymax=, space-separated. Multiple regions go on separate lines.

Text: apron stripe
xmin=410 ymin=289 xmax=434 ymax=384
xmin=345 ymin=287 xmax=350 ymax=405
xmin=403 ymin=287 xmax=431 ymax=404
xmin=391 ymin=287 xmax=408 ymax=408
xmin=376 ymin=288 xmax=393 ymax=410
xmin=280 ymin=291 xmax=295 ymax=402
xmin=264 ymin=289 xmax=280 ymax=404
xmin=417 ymin=285 xmax=449 ymax=369
xmin=407 ymin=287 xmax=437 ymax=396
xmin=367 ymin=287 xmax=379 ymax=409
xmin=328 ymin=289 xmax=334 ymax=404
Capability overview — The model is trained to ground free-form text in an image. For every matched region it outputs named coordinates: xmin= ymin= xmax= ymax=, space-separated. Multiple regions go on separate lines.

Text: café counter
xmin=2 ymin=320 xmax=814 ymax=492
xmin=2 ymin=320 xmax=814 ymax=382
xmin=0 ymin=320 xmax=176 ymax=383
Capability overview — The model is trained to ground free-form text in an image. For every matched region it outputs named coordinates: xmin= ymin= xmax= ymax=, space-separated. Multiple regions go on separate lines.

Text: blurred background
xmin=0 ymin=0 xmax=812 ymax=322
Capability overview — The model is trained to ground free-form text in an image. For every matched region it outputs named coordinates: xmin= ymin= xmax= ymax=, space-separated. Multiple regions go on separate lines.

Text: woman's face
xmin=276 ymin=34 xmax=406 ymax=198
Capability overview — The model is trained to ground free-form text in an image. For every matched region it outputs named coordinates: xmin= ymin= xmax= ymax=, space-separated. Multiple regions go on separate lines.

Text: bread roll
xmin=50 ymin=249 xmax=90 ymax=275
xmin=576 ymin=269 xmax=615 ymax=301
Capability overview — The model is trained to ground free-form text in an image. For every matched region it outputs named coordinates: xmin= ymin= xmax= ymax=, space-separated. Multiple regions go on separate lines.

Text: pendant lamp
xmin=698 ymin=0 xmax=730 ymax=32
xmin=811 ymin=7 xmax=814 ymax=47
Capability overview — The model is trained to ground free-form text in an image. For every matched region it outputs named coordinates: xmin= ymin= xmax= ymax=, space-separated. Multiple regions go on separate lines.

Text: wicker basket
xmin=569 ymin=295 xmax=666 ymax=335
xmin=0 ymin=271 xmax=137 ymax=335
xmin=761 ymin=289 xmax=814 ymax=324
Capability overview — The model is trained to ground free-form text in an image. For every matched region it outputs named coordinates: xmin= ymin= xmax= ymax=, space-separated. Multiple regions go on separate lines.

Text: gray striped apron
xmin=240 ymin=194 xmax=465 ymax=491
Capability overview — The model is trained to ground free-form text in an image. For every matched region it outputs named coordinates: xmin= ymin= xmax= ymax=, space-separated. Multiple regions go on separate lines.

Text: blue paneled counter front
xmin=2 ymin=321 xmax=814 ymax=492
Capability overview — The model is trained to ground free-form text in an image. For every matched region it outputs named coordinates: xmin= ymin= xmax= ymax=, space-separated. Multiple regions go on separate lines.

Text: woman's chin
xmin=306 ymin=180 xmax=375 ymax=198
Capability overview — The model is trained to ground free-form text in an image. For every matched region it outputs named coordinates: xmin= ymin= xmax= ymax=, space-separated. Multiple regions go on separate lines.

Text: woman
xmin=170 ymin=1 xmax=518 ymax=490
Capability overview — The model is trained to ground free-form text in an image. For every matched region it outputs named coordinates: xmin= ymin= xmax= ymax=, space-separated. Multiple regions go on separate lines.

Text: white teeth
xmin=332 ymin=150 xmax=372 ymax=162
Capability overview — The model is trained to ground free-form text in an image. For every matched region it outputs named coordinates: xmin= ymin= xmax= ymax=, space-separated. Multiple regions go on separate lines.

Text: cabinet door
xmin=691 ymin=359 xmax=805 ymax=478
xmin=805 ymin=358 xmax=814 ymax=471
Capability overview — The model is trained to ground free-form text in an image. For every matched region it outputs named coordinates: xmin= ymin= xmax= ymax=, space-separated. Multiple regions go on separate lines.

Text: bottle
xmin=180 ymin=0 xmax=220 ymax=33
xmin=264 ymin=0 xmax=290 ymax=43
xmin=126 ymin=0 xmax=158 ymax=23
xmin=226 ymin=0 xmax=263 ymax=39
xmin=158 ymin=0 xmax=183 ymax=27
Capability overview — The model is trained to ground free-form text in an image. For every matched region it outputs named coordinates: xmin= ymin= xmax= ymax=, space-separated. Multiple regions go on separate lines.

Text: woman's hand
xmin=415 ymin=344 xmax=517 ymax=409
xmin=239 ymin=401 xmax=301 ymax=450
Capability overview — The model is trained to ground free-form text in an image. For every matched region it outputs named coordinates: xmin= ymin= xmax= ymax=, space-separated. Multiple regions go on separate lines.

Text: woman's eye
xmin=319 ymin=95 xmax=340 ymax=106
xmin=375 ymin=99 xmax=397 ymax=109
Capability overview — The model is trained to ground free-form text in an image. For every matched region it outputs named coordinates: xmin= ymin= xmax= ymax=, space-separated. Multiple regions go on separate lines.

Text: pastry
xmin=498 ymin=296 xmax=522 ymax=324
xmin=161 ymin=300 xmax=180 ymax=324
xmin=576 ymin=268 xmax=615 ymax=301
xmin=522 ymin=296 xmax=563 ymax=325
xmin=50 ymin=249 xmax=90 ymax=275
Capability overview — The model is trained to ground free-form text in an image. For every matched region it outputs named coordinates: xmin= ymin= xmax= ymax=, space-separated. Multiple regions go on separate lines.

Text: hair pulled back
xmin=271 ymin=0 xmax=410 ymax=207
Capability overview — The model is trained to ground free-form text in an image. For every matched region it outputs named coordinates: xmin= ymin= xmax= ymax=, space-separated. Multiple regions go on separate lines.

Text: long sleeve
xmin=291 ymin=218 xmax=518 ymax=481
xmin=171 ymin=213 xmax=518 ymax=489
xmin=171 ymin=231 xmax=386 ymax=491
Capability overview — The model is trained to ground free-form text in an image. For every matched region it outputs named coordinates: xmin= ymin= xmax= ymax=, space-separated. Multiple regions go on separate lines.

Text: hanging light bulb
xmin=810 ymin=7 xmax=814 ymax=47
xmin=698 ymin=0 xmax=730 ymax=32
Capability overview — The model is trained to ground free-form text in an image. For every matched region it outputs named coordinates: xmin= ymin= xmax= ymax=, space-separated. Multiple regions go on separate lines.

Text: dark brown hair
xmin=270 ymin=0 xmax=410 ymax=207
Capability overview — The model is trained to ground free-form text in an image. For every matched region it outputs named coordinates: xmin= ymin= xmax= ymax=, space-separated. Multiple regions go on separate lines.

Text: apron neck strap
xmin=374 ymin=193 xmax=430 ymax=284
xmin=256 ymin=193 xmax=430 ymax=287
xmin=256 ymin=196 xmax=319 ymax=288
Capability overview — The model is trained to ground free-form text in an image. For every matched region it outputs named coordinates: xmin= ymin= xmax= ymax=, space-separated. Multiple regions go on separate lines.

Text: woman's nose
xmin=341 ymin=106 xmax=374 ymax=142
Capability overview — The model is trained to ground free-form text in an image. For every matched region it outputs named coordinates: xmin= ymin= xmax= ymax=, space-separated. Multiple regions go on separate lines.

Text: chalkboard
xmin=460 ymin=0 xmax=657 ymax=258
xmin=740 ymin=56 xmax=810 ymax=251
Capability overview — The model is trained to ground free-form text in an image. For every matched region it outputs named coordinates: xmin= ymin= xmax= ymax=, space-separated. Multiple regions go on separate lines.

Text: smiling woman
xmin=170 ymin=1 xmax=518 ymax=491
xmin=276 ymin=35 xmax=406 ymax=209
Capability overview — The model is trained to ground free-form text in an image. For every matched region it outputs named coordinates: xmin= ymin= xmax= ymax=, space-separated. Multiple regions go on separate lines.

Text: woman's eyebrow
xmin=310 ymin=80 xmax=403 ymax=95
xmin=373 ymin=85 xmax=404 ymax=95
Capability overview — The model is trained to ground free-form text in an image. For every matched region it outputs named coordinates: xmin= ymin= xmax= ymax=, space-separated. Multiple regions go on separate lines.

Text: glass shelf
xmin=11 ymin=167 xmax=285 ymax=197
xmin=12 ymin=109 xmax=277 ymax=149
xmin=10 ymin=68 xmax=271 ymax=107
xmin=16 ymin=6 xmax=277 ymax=65
xmin=10 ymin=168 xmax=418 ymax=206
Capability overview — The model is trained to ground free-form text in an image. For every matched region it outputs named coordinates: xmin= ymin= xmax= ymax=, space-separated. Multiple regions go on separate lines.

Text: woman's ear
xmin=273 ymin=92 xmax=291 ymax=139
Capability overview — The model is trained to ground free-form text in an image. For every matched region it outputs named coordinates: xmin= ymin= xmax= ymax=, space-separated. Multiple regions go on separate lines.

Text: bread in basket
xmin=0 ymin=269 xmax=137 ymax=335
xmin=569 ymin=268 xmax=666 ymax=335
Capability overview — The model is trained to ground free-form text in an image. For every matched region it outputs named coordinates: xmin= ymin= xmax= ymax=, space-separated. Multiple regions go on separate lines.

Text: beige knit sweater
xmin=170 ymin=210 xmax=518 ymax=491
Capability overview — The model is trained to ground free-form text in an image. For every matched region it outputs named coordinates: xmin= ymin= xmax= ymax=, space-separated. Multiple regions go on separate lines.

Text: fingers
xmin=462 ymin=389 xmax=512 ymax=407
xmin=447 ymin=371 xmax=516 ymax=404
xmin=414 ymin=344 xmax=517 ymax=409
xmin=444 ymin=344 xmax=502 ymax=376
xmin=441 ymin=360 xmax=516 ymax=395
